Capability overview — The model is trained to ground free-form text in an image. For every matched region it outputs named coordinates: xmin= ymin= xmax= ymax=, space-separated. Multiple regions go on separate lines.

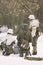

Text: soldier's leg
xmin=3 ymin=51 xmax=10 ymax=56
xmin=25 ymin=49 xmax=29 ymax=57
xmin=32 ymin=46 xmax=37 ymax=55
xmin=19 ymin=47 xmax=23 ymax=57
xmin=3 ymin=47 xmax=10 ymax=56
xmin=25 ymin=49 xmax=31 ymax=57
xmin=32 ymin=36 xmax=37 ymax=55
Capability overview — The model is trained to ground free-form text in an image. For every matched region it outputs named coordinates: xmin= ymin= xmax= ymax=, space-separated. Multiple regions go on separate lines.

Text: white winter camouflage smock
xmin=29 ymin=19 xmax=40 ymax=37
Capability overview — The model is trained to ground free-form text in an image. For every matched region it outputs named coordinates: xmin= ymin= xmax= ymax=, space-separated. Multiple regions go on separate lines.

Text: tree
xmin=0 ymin=0 xmax=40 ymax=27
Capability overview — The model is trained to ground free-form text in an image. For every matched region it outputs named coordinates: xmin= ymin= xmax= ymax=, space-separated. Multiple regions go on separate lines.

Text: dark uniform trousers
xmin=31 ymin=27 xmax=39 ymax=55
xmin=19 ymin=39 xmax=31 ymax=57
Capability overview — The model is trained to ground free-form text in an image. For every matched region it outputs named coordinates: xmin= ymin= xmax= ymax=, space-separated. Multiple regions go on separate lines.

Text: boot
xmin=32 ymin=46 xmax=37 ymax=55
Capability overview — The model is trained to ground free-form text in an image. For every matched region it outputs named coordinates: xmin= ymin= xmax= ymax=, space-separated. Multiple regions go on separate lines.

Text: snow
xmin=37 ymin=34 xmax=43 ymax=57
xmin=0 ymin=54 xmax=43 ymax=65
xmin=0 ymin=33 xmax=43 ymax=65
xmin=0 ymin=25 xmax=8 ymax=33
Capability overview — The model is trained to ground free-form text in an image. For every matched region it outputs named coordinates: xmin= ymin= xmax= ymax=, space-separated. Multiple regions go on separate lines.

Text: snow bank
xmin=37 ymin=34 xmax=43 ymax=57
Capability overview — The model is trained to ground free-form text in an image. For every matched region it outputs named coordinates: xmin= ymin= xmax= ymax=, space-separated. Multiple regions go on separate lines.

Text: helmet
xmin=7 ymin=29 xmax=13 ymax=34
xmin=28 ymin=15 xmax=35 ymax=19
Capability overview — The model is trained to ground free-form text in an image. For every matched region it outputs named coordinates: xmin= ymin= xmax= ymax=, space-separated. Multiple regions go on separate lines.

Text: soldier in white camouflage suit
xmin=28 ymin=14 xmax=40 ymax=55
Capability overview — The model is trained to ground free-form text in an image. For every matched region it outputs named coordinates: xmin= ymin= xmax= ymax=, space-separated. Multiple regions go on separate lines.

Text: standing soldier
xmin=28 ymin=14 xmax=40 ymax=55
xmin=17 ymin=24 xmax=31 ymax=57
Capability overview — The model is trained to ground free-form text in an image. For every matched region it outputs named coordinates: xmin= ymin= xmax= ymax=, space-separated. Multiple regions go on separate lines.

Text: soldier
xmin=17 ymin=24 xmax=31 ymax=57
xmin=1 ymin=29 xmax=15 ymax=56
xmin=28 ymin=14 xmax=40 ymax=55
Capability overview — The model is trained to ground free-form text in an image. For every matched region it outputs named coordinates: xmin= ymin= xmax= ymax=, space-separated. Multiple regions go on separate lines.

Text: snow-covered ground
xmin=0 ymin=35 xmax=43 ymax=65
xmin=0 ymin=34 xmax=43 ymax=65
xmin=0 ymin=54 xmax=43 ymax=65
